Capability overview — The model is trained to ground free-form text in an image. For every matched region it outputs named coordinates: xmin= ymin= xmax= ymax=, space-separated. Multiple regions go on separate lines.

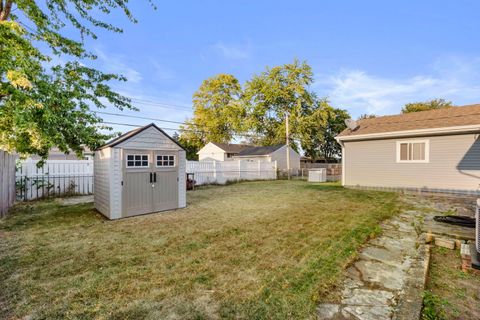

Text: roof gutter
xmin=335 ymin=124 xmax=480 ymax=142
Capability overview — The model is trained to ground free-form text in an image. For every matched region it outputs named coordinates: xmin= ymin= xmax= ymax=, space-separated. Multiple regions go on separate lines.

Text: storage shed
xmin=94 ymin=123 xmax=186 ymax=219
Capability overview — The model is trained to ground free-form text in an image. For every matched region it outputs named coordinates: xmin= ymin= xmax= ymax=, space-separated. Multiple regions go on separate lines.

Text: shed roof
xmin=337 ymin=104 xmax=480 ymax=139
xmin=97 ymin=123 xmax=184 ymax=150
xmin=210 ymin=142 xmax=252 ymax=153
xmin=237 ymin=144 xmax=284 ymax=156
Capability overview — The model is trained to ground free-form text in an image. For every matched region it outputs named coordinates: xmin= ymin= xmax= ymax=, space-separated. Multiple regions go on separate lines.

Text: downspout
xmin=336 ymin=137 xmax=346 ymax=186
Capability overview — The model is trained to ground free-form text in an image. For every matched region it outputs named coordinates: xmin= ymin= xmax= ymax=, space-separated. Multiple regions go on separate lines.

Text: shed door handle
xmin=150 ymin=172 xmax=153 ymax=183
xmin=154 ymin=172 xmax=157 ymax=183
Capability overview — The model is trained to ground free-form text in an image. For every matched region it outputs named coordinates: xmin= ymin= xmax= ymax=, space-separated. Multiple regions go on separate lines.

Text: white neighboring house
xmin=234 ymin=144 xmax=301 ymax=172
xmin=198 ymin=142 xmax=300 ymax=172
xmin=197 ymin=142 xmax=251 ymax=161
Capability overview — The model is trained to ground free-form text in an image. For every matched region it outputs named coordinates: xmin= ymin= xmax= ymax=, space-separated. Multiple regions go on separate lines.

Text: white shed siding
xmin=116 ymin=126 xmax=179 ymax=150
xmin=109 ymin=147 xmax=123 ymax=219
xmin=94 ymin=148 xmax=111 ymax=217
xmin=178 ymin=150 xmax=187 ymax=208
xmin=270 ymin=145 xmax=301 ymax=171
xmin=344 ymin=134 xmax=480 ymax=192
xmin=198 ymin=142 xmax=227 ymax=161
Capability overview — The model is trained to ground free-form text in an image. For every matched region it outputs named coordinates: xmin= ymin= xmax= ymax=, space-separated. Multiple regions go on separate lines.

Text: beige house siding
xmin=343 ymin=134 xmax=480 ymax=193
xmin=110 ymin=148 xmax=123 ymax=219
xmin=198 ymin=142 xmax=229 ymax=161
xmin=116 ymin=126 xmax=179 ymax=150
xmin=178 ymin=150 xmax=187 ymax=208
xmin=94 ymin=148 xmax=111 ymax=218
xmin=270 ymin=145 xmax=301 ymax=172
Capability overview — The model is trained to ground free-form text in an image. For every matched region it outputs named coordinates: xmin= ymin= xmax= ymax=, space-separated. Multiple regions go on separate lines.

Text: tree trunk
xmin=0 ymin=1 xmax=13 ymax=21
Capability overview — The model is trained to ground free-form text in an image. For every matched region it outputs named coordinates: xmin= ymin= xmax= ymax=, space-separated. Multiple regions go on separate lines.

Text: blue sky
xmin=78 ymin=0 xmax=480 ymax=134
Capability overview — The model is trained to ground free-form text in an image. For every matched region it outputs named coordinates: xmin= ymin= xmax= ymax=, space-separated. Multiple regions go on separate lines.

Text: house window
xmin=157 ymin=155 xmax=175 ymax=167
xmin=126 ymin=154 xmax=149 ymax=167
xmin=396 ymin=140 xmax=429 ymax=163
xmin=226 ymin=153 xmax=236 ymax=158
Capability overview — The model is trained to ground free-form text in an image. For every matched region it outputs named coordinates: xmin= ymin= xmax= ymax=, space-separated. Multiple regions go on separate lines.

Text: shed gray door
xmin=122 ymin=149 xmax=179 ymax=217
xmin=152 ymin=151 xmax=179 ymax=212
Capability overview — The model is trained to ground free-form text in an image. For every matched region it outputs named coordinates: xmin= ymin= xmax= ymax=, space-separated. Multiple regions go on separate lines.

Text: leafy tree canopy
xmin=180 ymin=60 xmax=351 ymax=160
xmin=243 ymin=59 xmax=314 ymax=147
xmin=298 ymin=98 xmax=349 ymax=162
xmin=402 ymin=98 xmax=453 ymax=114
xmin=0 ymin=0 xmax=151 ymax=160
xmin=178 ymin=74 xmax=244 ymax=156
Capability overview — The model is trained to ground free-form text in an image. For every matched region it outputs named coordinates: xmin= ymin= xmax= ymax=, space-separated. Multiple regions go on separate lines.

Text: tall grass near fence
xmin=16 ymin=160 xmax=93 ymax=200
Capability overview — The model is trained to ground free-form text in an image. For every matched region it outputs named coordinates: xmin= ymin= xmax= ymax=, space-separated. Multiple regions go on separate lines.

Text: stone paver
xmin=317 ymin=195 xmax=429 ymax=320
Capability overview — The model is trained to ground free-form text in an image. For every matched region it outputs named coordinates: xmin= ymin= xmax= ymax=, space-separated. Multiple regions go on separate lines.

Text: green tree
xmin=242 ymin=59 xmax=314 ymax=147
xmin=0 ymin=1 xmax=150 ymax=160
xmin=172 ymin=131 xmax=199 ymax=160
xmin=299 ymin=98 xmax=349 ymax=162
xmin=402 ymin=99 xmax=453 ymax=113
xmin=179 ymin=74 xmax=244 ymax=150
xmin=358 ymin=113 xmax=376 ymax=119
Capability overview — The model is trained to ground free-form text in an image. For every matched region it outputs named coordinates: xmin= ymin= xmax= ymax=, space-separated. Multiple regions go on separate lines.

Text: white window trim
xmin=126 ymin=154 xmax=150 ymax=168
xmin=396 ymin=139 xmax=430 ymax=163
xmin=156 ymin=154 xmax=176 ymax=167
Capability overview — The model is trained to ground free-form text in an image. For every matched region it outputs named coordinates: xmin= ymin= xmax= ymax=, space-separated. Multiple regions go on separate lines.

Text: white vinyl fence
xmin=186 ymin=160 xmax=277 ymax=185
xmin=16 ymin=160 xmax=94 ymax=200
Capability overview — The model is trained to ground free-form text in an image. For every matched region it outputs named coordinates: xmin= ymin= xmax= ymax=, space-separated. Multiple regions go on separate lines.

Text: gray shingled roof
xmin=237 ymin=144 xmax=284 ymax=156
xmin=211 ymin=142 xmax=252 ymax=153
xmin=337 ymin=104 xmax=480 ymax=138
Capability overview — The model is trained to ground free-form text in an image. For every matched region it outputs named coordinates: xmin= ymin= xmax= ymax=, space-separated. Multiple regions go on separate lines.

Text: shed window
xmin=126 ymin=154 xmax=149 ymax=167
xmin=396 ymin=140 xmax=429 ymax=163
xmin=157 ymin=155 xmax=175 ymax=167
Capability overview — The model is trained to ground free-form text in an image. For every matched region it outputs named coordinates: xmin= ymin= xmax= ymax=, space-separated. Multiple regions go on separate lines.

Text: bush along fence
xmin=1 ymin=150 xmax=16 ymax=217
xmin=16 ymin=160 xmax=94 ymax=201
xmin=186 ymin=160 xmax=277 ymax=185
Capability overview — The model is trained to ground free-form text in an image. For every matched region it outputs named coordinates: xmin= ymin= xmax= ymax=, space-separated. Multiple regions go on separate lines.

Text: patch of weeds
xmin=436 ymin=247 xmax=449 ymax=255
xmin=422 ymin=291 xmax=450 ymax=320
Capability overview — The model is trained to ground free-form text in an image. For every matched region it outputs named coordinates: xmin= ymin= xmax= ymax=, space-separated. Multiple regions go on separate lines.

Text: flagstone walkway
xmin=317 ymin=195 xmax=430 ymax=320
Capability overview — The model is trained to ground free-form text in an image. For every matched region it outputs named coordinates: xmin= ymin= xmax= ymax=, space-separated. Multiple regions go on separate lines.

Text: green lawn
xmin=0 ymin=180 xmax=400 ymax=319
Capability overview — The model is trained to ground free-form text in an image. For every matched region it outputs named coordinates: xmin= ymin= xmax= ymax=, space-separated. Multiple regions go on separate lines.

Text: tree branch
xmin=0 ymin=0 xmax=12 ymax=21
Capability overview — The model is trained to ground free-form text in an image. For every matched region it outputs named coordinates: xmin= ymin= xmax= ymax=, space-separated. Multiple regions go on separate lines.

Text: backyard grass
xmin=0 ymin=180 xmax=400 ymax=319
xmin=422 ymin=247 xmax=480 ymax=320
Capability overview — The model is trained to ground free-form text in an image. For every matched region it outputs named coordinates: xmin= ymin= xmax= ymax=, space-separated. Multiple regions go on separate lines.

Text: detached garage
xmin=94 ymin=123 xmax=186 ymax=219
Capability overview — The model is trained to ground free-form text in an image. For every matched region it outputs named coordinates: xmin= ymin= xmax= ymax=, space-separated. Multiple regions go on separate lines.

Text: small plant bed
xmin=422 ymin=246 xmax=480 ymax=320
xmin=0 ymin=180 xmax=400 ymax=319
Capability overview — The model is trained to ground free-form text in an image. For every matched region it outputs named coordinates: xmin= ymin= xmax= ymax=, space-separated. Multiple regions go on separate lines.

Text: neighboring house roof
xmin=97 ymin=123 xmax=184 ymax=150
xmin=209 ymin=142 xmax=252 ymax=153
xmin=337 ymin=104 xmax=480 ymax=141
xmin=237 ymin=144 xmax=284 ymax=156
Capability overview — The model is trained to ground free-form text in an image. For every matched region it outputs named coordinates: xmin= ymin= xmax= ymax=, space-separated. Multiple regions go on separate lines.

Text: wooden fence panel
xmin=0 ymin=150 xmax=16 ymax=217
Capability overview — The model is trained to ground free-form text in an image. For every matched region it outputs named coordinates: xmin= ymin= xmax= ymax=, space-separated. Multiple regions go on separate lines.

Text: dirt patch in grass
xmin=0 ymin=180 xmax=400 ymax=319
xmin=423 ymin=247 xmax=480 ymax=320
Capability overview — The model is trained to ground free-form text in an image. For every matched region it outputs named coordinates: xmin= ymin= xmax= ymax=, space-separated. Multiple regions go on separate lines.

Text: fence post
xmin=212 ymin=161 xmax=217 ymax=182
xmin=274 ymin=161 xmax=278 ymax=180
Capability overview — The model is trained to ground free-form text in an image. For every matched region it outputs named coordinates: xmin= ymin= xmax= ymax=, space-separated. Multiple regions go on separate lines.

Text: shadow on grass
xmin=302 ymin=182 xmax=343 ymax=191
xmin=0 ymin=201 xmax=102 ymax=232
